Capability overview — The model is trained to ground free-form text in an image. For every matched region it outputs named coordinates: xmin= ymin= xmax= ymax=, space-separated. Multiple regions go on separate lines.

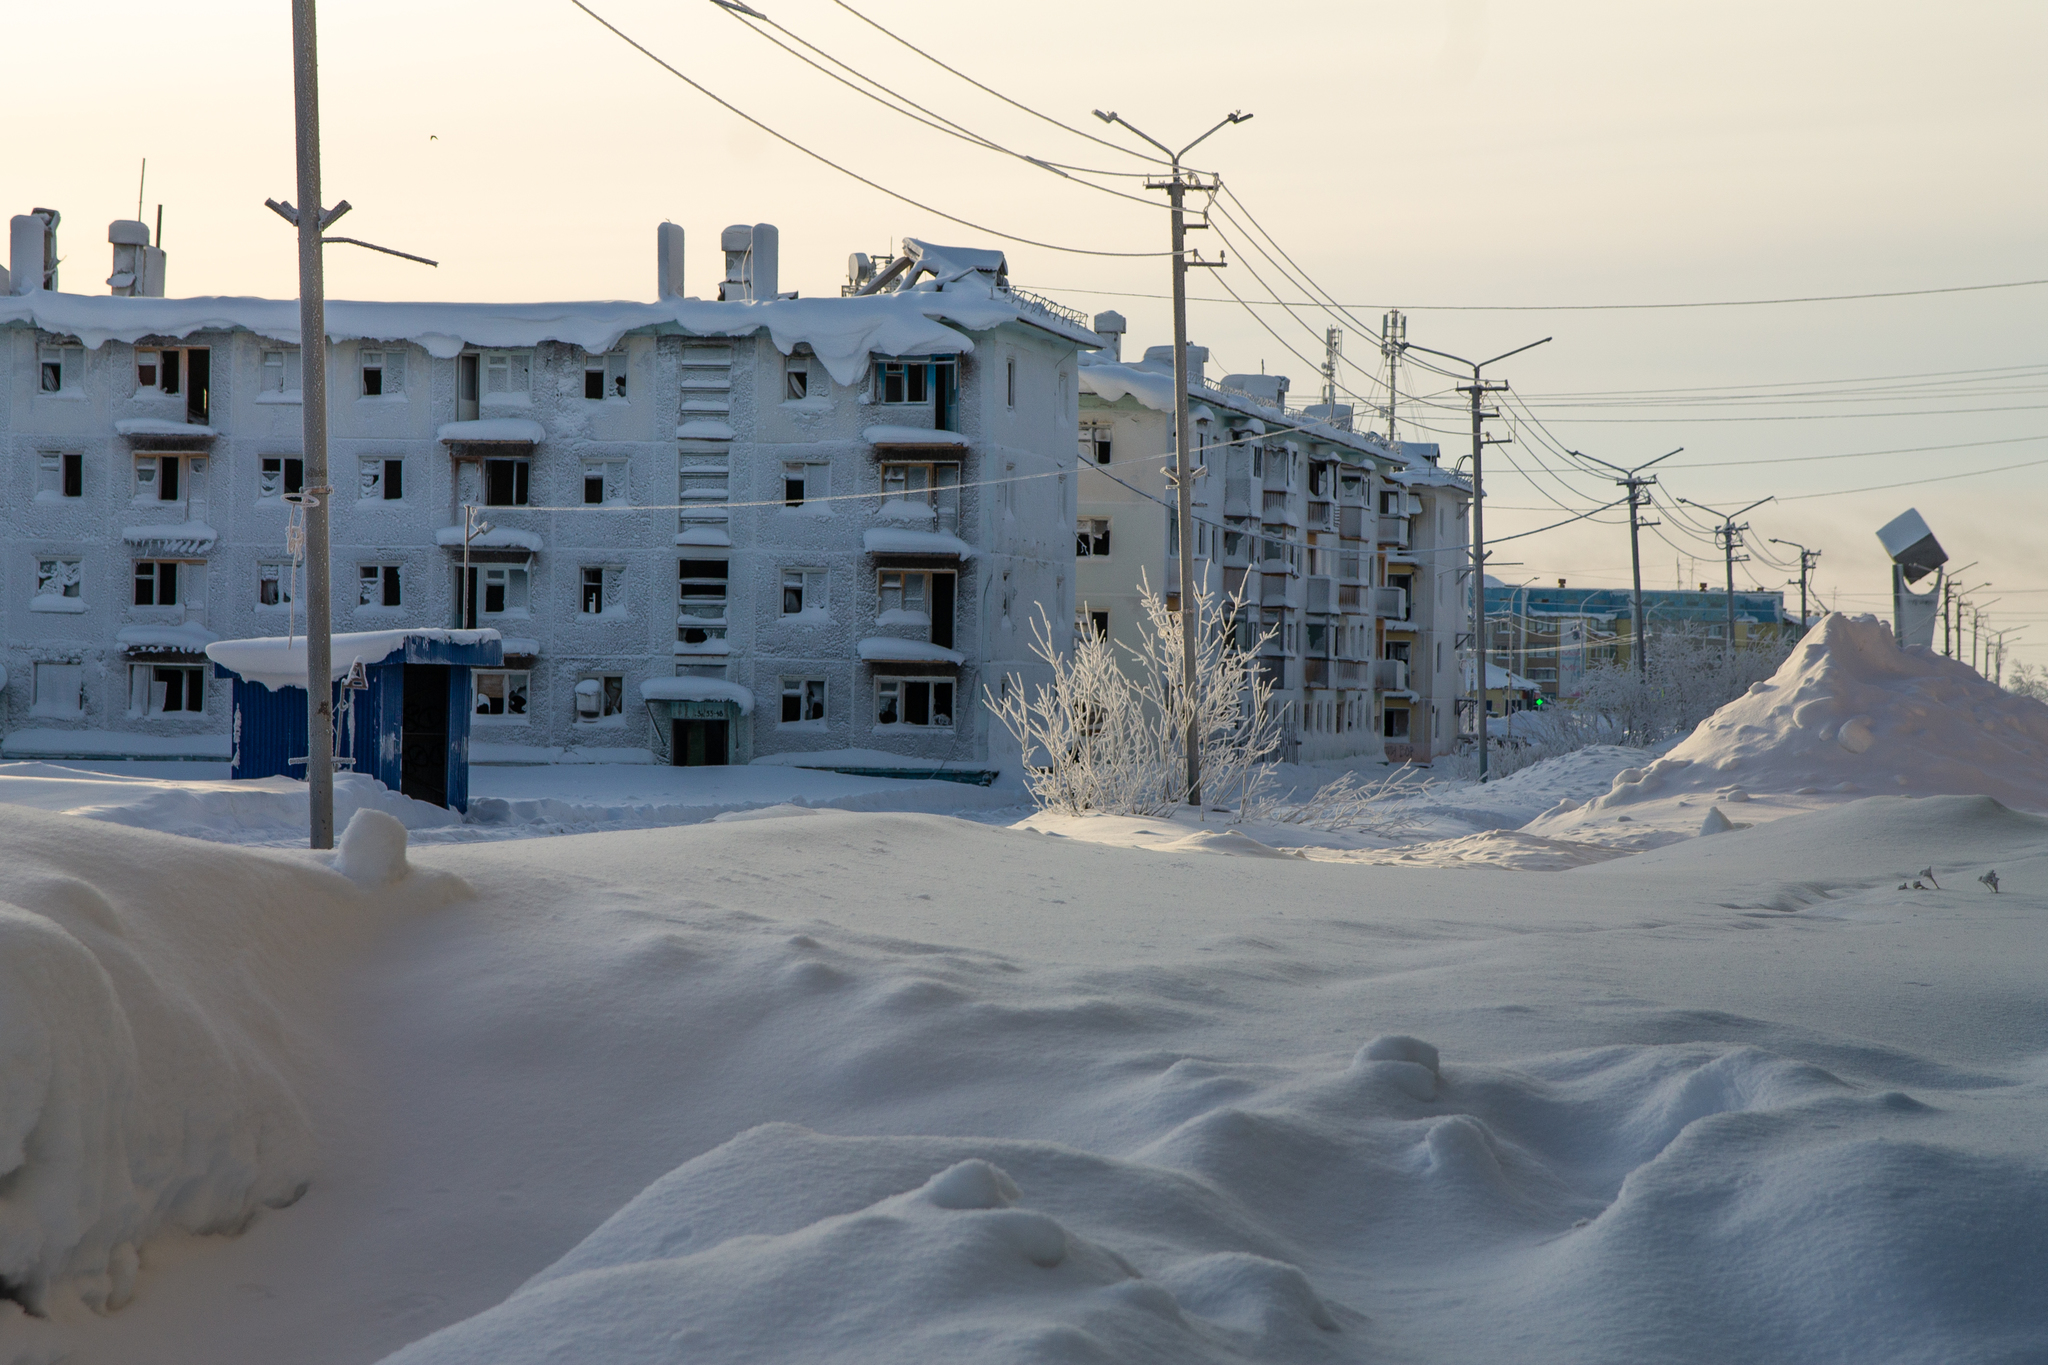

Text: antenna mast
xmin=1381 ymin=309 xmax=1406 ymax=442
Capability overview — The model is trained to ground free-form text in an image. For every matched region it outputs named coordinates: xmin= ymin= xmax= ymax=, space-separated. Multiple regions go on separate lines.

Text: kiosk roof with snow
xmin=206 ymin=629 xmax=503 ymax=811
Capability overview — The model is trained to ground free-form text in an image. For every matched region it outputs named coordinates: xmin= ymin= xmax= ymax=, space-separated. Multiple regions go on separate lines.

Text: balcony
xmin=1336 ymin=659 xmax=1366 ymax=687
xmin=1303 ymin=658 xmax=1330 ymax=689
xmin=1377 ymin=514 xmax=1409 ymax=548
xmin=1372 ymin=585 xmax=1409 ymax=620
xmin=1306 ymin=576 xmax=1333 ymax=614
xmin=1339 ymin=584 xmax=1364 ymax=612
xmin=1259 ymin=573 xmax=1298 ymax=608
xmin=1373 ymin=658 xmax=1410 ymax=692
xmin=1338 ymin=505 xmax=1366 ymax=540
xmin=1306 ymin=500 xmax=1333 ymax=532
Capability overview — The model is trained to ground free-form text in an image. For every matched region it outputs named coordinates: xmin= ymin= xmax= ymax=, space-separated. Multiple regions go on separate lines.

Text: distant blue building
xmin=1481 ymin=582 xmax=1794 ymax=697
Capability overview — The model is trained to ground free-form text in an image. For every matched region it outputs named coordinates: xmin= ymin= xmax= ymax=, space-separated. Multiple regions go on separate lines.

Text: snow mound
xmin=332 ymin=809 xmax=410 ymax=886
xmin=0 ymin=806 xmax=461 ymax=1317
xmin=1338 ymin=828 xmax=1653 ymax=870
xmin=1605 ymin=614 xmax=2048 ymax=811
xmin=0 ymin=765 xmax=462 ymax=846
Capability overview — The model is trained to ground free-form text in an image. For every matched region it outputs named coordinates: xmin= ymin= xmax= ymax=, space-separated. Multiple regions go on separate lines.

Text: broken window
xmin=133 ymin=559 xmax=181 ymax=607
xmin=784 ymin=349 xmax=810 ymax=400
xmin=879 ymin=461 xmax=959 ymax=519
xmin=1079 ymin=422 xmax=1112 ymax=466
xmin=781 ymin=677 xmax=826 ymax=724
xmin=575 ymin=675 xmax=625 ymax=722
xmin=473 ymin=670 xmax=531 ymax=720
xmin=677 ymin=559 xmax=728 ymax=644
xmin=36 ymin=451 xmax=83 ymax=499
xmin=132 ymin=456 xmax=192 ymax=505
xmin=875 ymin=678 xmax=954 ymax=728
xmin=1383 ymin=706 xmax=1410 ymax=739
xmin=258 ymin=562 xmax=294 ymax=608
xmin=877 ymin=569 xmax=955 ymax=648
xmin=876 ymin=360 xmax=928 ymax=405
xmin=359 ymin=564 xmax=402 ymax=608
xmin=32 ymin=662 xmax=84 ymax=715
xmin=261 ymin=348 xmax=303 ymax=395
xmin=579 ymin=565 xmax=621 ymax=615
xmin=584 ymin=351 xmax=628 ymax=400
xmin=360 ymin=347 xmax=406 ymax=397
xmin=583 ymin=459 xmax=625 ymax=505
xmin=484 ymin=457 xmax=530 ymax=507
xmin=1076 ymin=517 xmax=1111 ymax=557
xmin=35 ymin=558 xmax=83 ymax=607
xmin=1077 ymin=609 xmax=1108 ymax=639
xmin=260 ymin=456 xmax=305 ymax=499
xmin=131 ymin=664 xmax=205 ymax=716
xmin=135 ymin=345 xmax=210 ymax=422
xmin=782 ymin=568 xmax=827 ymax=616
xmin=478 ymin=566 xmax=529 ymax=616
xmin=359 ymin=457 xmax=404 ymax=501
xmin=38 ymin=343 xmax=84 ymax=394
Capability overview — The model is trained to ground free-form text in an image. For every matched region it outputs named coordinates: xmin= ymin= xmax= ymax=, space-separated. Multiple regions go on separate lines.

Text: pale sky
xmin=13 ymin=1 xmax=2046 ymax=664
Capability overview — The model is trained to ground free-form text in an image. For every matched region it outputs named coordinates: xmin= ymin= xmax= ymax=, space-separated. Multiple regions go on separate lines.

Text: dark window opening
xmin=784 ymin=473 xmax=805 ymax=507
xmin=584 ymin=369 xmax=605 ymax=400
xmin=383 ymin=458 xmax=403 ymax=500
xmin=62 ymin=453 xmax=82 ymax=497
xmin=134 ymin=560 xmax=179 ymax=607
xmin=159 ymin=456 xmax=180 ymax=501
xmin=585 ymin=473 xmax=605 ymax=504
xmin=485 ymin=458 xmax=529 ymax=507
xmin=581 ymin=566 xmax=605 ymax=614
xmin=185 ymin=348 xmax=210 ymax=425
xmin=154 ymin=666 xmax=204 ymax=713
xmin=363 ymin=365 xmax=383 ymax=397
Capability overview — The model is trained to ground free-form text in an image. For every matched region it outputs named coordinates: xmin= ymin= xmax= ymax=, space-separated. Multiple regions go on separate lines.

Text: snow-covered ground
xmin=6 ymin=614 xmax=2047 ymax=1364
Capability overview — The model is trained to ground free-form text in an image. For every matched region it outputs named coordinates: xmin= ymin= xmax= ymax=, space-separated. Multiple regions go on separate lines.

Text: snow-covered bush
xmin=988 ymin=577 xmax=1278 ymax=816
xmin=2005 ymin=661 xmax=2048 ymax=704
xmin=1251 ymin=768 xmax=1439 ymax=836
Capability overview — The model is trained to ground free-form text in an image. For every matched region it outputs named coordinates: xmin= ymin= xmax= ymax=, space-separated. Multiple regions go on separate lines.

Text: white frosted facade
xmin=1076 ymin=330 xmax=1469 ymax=765
xmin=0 ymin=228 xmax=1095 ymax=770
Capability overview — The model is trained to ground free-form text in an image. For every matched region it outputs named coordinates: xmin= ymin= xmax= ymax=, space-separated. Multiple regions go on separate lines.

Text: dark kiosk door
xmin=401 ymin=664 xmax=451 ymax=806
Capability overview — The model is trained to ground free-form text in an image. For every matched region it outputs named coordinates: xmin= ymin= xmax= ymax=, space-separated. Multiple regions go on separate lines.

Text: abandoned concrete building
xmin=1077 ymin=319 xmax=1470 ymax=764
xmin=0 ymin=207 xmax=1098 ymax=770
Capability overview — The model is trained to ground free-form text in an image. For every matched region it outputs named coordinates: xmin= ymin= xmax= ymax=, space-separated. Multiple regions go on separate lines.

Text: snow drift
xmin=0 ymin=807 xmax=467 ymax=1318
xmin=1557 ymin=613 xmax=2048 ymax=823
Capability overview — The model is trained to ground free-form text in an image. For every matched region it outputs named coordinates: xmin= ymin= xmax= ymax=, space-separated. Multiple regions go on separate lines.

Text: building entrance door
xmin=671 ymin=718 xmax=729 ymax=767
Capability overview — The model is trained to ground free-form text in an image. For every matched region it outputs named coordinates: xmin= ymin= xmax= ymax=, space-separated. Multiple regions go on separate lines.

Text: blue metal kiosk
xmin=207 ymin=629 xmax=503 ymax=812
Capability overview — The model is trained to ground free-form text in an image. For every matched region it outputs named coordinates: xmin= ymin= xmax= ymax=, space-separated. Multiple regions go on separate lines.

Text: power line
xmin=827 ymin=0 xmax=1171 ymax=167
xmin=1035 ymin=278 xmax=2048 ymax=311
xmin=1529 ymin=403 xmax=2048 ymax=424
xmin=568 ymin=1 xmax=1169 ymax=258
xmin=1776 ymin=455 xmax=2048 ymax=501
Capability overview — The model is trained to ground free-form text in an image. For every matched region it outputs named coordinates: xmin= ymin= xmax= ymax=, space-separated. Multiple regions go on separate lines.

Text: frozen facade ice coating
xmin=1078 ymin=333 xmax=1471 ymax=765
xmin=0 ymin=223 xmax=1098 ymax=769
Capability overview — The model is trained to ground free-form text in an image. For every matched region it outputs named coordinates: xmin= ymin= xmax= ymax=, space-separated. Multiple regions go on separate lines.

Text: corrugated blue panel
xmin=445 ymin=664 xmax=472 ymax=813
xmin=221 ymin=670 xmax=309 ymax=782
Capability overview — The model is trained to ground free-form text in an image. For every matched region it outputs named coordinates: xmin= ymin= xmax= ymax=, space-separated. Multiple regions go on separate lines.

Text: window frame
xmin=481 ymin=350 xmax=533 ymax=399
xmin=133 ymin=558 xmax=182 ymax=608
xmin=780 ymin=676 xmax=827 ymax=725
xmin=781 ymin=567 xmax=827 ymax=618
xmin=257 ymin=561 xmax=296 ymax=609
xmin=260 ymin=348 xmax=304 ymax=397
xmin=31 ymin=661 xmax=85 ymax=716
xmin=874 ymin=676 xmax=956 ymax=729
xmin=1076 ymin=517 xmax=1111 ymax=558
xmin=484 ymin=456 xmax=531 ymax=507
xmin=574 ymin=674 xmax=626 ymax=724
xmin=358 ymin=563 xmax=403 ymax=609
xmin=38 ymin=343 xmax=84 ymax=395
xmin=130 ymin=663 xmax=206 ymax=717
xmin=36 ymin=450 xmax=84 ymax=500
xmin=472 ymin=669 xmax=533 ymax=723
xmin=359 ymin=346 xmax=406 ymax=398
xmin=259 ymin=455 xmax=305 ymax=501
xmin=583 ymin=351 xmax=628 ymax=401
xmin=34 ymin=557 xmax=84 ymax=607
xmin=478 ymin=564 xmax=530 ymax=618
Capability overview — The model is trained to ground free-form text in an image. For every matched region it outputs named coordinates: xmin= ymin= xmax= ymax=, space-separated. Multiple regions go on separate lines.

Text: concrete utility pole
xmin=1581 ymin=448 xmax=1679 ymax=678
xmin=1681 ymin=496 xmax=1772 ymax=667
xmin=1095 ymin=107 xmax=1251 ymax=807
xmin=1399 ymin=337 xmax=1550 ymax=781
xmin=1942 ymin=564 xmax=1981 ymax=658
xmin=266 ymin=0 xmax=436 ymax=849
xmin=1769 ymin=538 xmax=1822 ymax=637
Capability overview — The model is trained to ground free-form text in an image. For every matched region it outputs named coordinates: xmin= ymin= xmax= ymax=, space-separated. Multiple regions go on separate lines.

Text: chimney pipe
xmin=1092 ymin=310 xmax=1126 ymax=361
xmin=108 ymin=219 xmax=166 ymax=296
xmin=717 ymin=223 xmax=780 ymax=302
xmin=10 ymin=209 xmax=60 ymax=294
xmin=656 ymin=222 xmax=686 ymax=301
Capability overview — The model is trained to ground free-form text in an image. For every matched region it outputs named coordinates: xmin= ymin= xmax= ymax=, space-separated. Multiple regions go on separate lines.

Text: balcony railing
xmin=1372 ymin=585 xmax=1409 ymax=620
xmin=1306 ymin=576 xmax=1333 ymax=613
xmin=1373 ymin=658 xmax=1409 ymax=691
xmin=1377 ymin=514 xmax=1409 ymax=548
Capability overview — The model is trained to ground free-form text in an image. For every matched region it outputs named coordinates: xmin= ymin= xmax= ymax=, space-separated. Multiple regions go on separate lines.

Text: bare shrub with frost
xmin=2005 ymin=661 xmax=2048 ymax=704
xmin=988 ymin=576 xmax=1279 ymax=817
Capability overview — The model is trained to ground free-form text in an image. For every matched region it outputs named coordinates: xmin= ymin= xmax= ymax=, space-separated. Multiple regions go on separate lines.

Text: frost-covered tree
xmin=1569 ymin=622 xmax=1794 ymax=747
xmin=988 ymin=577 xmax=1279 ymax=817
xmin=2005 ymin=661 xmax=2048 ymax=704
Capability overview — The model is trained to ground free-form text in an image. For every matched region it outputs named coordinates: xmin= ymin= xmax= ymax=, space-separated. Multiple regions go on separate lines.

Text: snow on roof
xmin=638 ymin=678 xmax=755 ymax=714
xmin=857 ymin=637 xmax=967 ymax=665
xmin=900 ymin=239 xmax=1008 ymax=288
xmin=498 ymin=637 xmax=540 ymax=657
xmin=862 ymin=424 xmax=969 ymax=447
xmin=1077 ymin=356 xmax=1459 ymax=481
xmin=114 ymin=418 xmax=218 ymax=438
xmin=862 ymin=528 xmax=976 ymax=559
xmin=206 ymin=628 xmax=502 ymax=691
xmin=1486 ymin=663 xmax=1543 ymax=691
xmin=438 ymin=418 xmax=546 ymax=444
xmin=116 ymin=622 xmax=220 ymax=653
xmin=1 ymin=287 xmax=1093 ymax=388
xmin=676 ymin=420 xmax=735 ymax=441
xmin=435 ymin=525 xmax=544 ymax=552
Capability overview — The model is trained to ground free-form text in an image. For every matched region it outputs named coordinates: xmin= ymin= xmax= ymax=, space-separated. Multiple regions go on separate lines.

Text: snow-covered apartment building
xmin=1077 ymin=320 xmax=1470 ymax=764
xmin=0 ymin=208 xmax=1097 ymax=770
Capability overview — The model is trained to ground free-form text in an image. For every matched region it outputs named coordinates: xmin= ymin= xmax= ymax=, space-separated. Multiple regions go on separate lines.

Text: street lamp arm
xmin=1092 ymin=109 xmax=1173 ymax=160
xmin=1480 ymin=336 xmax=1553 ymax=369
xmin=1396 ymin=340 xmax=1476 ymax=372
xmin=1635 ymin=446 xmax=1683 ymax=473
xmin=1177 ymin=110 xmax=1252 ymax=160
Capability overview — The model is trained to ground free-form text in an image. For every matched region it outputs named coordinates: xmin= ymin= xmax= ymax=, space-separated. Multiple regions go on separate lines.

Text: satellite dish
xmin=1876 ymin=508 xmax=1947 ymax=585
